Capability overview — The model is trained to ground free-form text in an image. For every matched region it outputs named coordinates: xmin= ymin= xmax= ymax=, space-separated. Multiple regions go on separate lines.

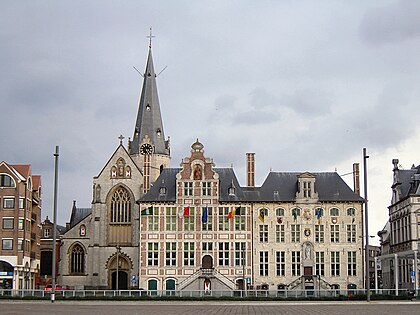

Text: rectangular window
xmin=348 ymin=251 xmax=357 ymax=276
xmin=347 ymin=224 xmax=356 ymax=243
xmin=3 ymin=198 xmax=14 ymax=209
xmin=148 ymin=207 xmax=159 ymax=231
xmin=18 ymin=219 xmax=24 ymax=230
xmin=202 ymin=182 xmax=211 ymax=196
xmin=218 ymin=242 xmax=229 ymax=266
xmin=291 ymin=251 xmax=301 ymax=276
xmin=44 ymin=228 xmax=51 ymax=238
xmin=235 ymin=242 xmax=246 ymax=266
xmin=18 ymin=239 xmax=23 ymax=251
xmin=303 ymin=181 xmax=311 ymax=198
xmin=259 ymin=224 xmax=268 ymax=243
xmin=183 ymin=207 xmax=195 ymax=231
xmin=276 ymin=251 xmax=285 ymax=276
xmin=2 ymin=218 xmax=14 ymax=229
xmin=165 ymin=242 xmax=177 ymax=267
xmin=202 ymin=207 xmax=213 ymax=231
xmin=218 ymin=207 xmax=229 ymax=231
xmin=183 ymin=182 xmax=193 ymax=196
xmin=19 ymin=198 xmax=25 ymax=209
xmin=183 ymin=242 xmax=195 ymax=266
xmin=315 ymin=252 xmax=325 ymax=276
xmin=2 ymin=239 xmax=13 ymax=250
xmin=234 ymin=207 xmax=246 ymax=231
xmin=315 ymin=225 xmax=324 ymax=243
xmin=147 ymin=242 xmax=159 ymax=266
xmin=202 ymin=242 xmax=213 ymax=251
xmin=165 ymin=207 xmax=177 ymax=231
xmin=330 ymin=225 xmax=339 ymax=243
xmin=291 ymin=224 xmax=301 ymax=243
xmin=259 ymin=251 xmax=268 ymax=276
xmin=331 ymin=251 xmax=340 ymax=276
xmin=276 ymin=225 xmax=285 ymax=243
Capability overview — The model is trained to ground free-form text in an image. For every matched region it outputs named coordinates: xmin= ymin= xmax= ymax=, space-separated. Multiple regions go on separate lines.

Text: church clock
xmin=140 ymin=143 xmax=153 ymax=155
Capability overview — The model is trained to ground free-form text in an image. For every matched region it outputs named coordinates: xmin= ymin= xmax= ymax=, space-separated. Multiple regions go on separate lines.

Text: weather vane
xmin=146 ymin=27 xmax=155 ymax=48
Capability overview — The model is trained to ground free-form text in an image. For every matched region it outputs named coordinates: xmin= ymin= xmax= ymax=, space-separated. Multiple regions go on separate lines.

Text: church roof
xmin=69 ymin=201 xmax=92 ymax=228
xmin=130 ymin=46 xmax=168 ymax=155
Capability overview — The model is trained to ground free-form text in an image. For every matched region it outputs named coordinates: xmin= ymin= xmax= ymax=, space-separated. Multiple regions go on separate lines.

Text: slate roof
xmin=397 ymin=165 xmax=420 ymax=198
xmin=69 ymin=204 xmax=92 ymax=228
xmin=139 ymin=168 xmax=363 ymax=203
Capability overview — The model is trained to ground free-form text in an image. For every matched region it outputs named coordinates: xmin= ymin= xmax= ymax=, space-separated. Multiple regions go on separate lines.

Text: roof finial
xmin=118 ymin=134 xmax=125 ymax=145
xmin=146 ymin=27 xmax=155 ymax=48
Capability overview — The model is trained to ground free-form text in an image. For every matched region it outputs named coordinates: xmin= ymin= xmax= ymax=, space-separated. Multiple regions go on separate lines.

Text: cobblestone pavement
xmin=1 ymin=300 xmax=420 ymax=315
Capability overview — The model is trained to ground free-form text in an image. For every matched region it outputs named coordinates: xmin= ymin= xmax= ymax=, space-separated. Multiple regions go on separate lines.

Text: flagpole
xmin=138 ymin=203 xmax=142 ymax=290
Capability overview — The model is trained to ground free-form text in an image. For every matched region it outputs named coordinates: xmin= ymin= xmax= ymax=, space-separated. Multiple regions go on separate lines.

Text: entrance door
xmin=202 ymin=255 xmax=213 ymax=269
xmin=166 ymin=279 xmax=175 ymax=296
xmin=304 ymin=266 xmax=313 ymax=276
xmin=112 ymin=271 xmax=128 ymax=290
xmin=148 ymin=279 xmax=158 ymax=296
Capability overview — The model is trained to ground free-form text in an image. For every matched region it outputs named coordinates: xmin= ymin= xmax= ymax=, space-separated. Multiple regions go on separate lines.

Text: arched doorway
xmin=236 ymin=278 xmax=244 ymax=290
xmin=148 ymin=279 xmax=158 ymax=296
xmin=108 ymin=254 xmax=130 ymax=289
xmin=166 ymin=279 xmax=175 ymax=296
xmin=202 ymin=255 xmax=213 ymax=269
xmin=112 ymin=271 xmax=128 ymax=290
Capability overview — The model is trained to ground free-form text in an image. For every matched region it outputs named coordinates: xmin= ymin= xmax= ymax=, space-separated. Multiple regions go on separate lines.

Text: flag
xmin=140 ymin=206 xmax=153 ymax=216
xmin=202 ymin=207 xmax=208 ymax=223
xmin=258 ymin=208 xmax=265 ymax=223
xmin=183 ymin=206 xmax=190 ymax=217
xmin=228 ymin=206 xmax=242 ymax=219
xmin=316 ymin=208 xmax=322 ymax=224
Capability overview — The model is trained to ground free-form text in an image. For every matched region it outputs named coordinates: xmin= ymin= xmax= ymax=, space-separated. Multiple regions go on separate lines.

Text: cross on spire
xmin=146 ymin=27 xmax=155 ymax=48
xmin=118 ymin=134 xmax=125 ymax=145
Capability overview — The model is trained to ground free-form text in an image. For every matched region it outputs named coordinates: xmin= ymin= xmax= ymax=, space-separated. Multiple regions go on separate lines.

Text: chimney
xmin=353 ymin=163 xmax=360 ymax=195
xmin=246 ymin=153 xmax=255 ymax=187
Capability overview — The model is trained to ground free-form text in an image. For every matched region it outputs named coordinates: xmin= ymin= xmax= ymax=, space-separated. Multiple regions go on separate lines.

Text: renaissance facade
xmin=59 ymin=40 xmax=364 ymax=292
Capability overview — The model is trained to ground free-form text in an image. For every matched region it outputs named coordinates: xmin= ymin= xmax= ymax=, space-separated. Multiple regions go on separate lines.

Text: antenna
xmin=157 ymin=66 xmax=168 ymax=77
xmin=133 ymin=66 xmax=144 ymax=77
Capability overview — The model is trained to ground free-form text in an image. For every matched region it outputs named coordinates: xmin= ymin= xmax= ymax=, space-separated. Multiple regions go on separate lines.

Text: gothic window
xmin=70 ymin=244 xmax=85 ymax=274
xmin=110 ymin=187 xmax=131 ymax=223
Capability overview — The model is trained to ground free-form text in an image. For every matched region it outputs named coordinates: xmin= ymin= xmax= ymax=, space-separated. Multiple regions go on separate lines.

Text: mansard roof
xmin=397 ymin=165 xmax=420 ymax=197
xmin=139 ymin=168 xmax=363 ymax=203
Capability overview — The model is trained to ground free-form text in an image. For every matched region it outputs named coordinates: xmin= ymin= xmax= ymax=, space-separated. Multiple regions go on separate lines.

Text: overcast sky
xmin=1 ymin=1 xmax=420 ymax=242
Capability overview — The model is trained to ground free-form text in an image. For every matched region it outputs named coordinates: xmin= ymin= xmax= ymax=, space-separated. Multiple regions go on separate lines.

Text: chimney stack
xmin=246 ymin=153 xmax=255 ymax=187
xmin=353 ymin=163 xmax=360 ymax=195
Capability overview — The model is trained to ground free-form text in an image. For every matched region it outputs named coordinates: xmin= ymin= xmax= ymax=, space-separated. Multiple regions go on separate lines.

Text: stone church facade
xmin=59 ymin=41 xmax=364 ymax=292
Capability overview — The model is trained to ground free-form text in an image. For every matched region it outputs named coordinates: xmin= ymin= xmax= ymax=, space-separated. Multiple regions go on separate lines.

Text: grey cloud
xmin=360 ymin=0 xmax=420 ymax=44
xmin=281 ymin=89 xmax=331 ymax=116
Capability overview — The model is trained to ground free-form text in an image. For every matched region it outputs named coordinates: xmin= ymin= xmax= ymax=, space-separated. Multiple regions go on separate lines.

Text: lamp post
xmin=116 ymin=245 xmax=121 ymax=291
xmin=363 ymin=148 xmax=370 ymax=302
xmin=51 ymin=146 xmax=59 ymax=303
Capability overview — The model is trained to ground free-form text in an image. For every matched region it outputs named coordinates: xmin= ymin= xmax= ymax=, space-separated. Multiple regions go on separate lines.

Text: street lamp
xmin=363 ymin=148 xmax=370 ymax=302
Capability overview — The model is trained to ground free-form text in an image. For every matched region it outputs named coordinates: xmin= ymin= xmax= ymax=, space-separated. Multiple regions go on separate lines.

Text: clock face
xmin=140 ymin=143 xmax=153 ymax=155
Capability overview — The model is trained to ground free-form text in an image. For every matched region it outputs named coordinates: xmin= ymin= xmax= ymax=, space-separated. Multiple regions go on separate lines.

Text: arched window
xmin=0 ymin=174 xmax=15 ymax=187
xmin=330 ymin=207 xmax=339 ymax=216
xmin=111 ymin=187 xmax=131 ymax=223
xmin=70 ymin=244 xmax=85 ymax=274
xmin=347 ymin=208 xmax=356 ymax=216
xmin=276 ymin=208 xmax=285 ymax=216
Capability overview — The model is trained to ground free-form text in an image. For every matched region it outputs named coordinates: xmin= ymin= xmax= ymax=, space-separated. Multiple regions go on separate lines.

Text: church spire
xmin=130 ymin=34 xmax=169 ymax=157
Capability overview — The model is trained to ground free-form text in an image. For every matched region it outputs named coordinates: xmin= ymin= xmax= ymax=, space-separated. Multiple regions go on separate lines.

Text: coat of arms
xmin=277 ymin=217 xmax=283 ymax=224
xmin=304 ymin=227 xmax=311 ymax=238
xmin=303 ymin=209 xmax=312 ymax=221
xmin=331 ymin=217 xmax=338 ymax=224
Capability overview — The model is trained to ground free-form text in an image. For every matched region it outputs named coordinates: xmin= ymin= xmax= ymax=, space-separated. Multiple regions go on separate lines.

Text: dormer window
xmin=159 ymin=187 xmax=167 ymax=196
xmin=228 ymin=186 xmax=236 ymax=196
xmin=296 ymin=172 xmax=318 ymax=201
xmin=303 ymin=182 xmax=311 ymax=198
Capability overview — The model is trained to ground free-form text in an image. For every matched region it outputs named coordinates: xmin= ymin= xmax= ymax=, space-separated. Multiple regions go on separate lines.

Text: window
xmin=315 ymin=225 xmax=324 ymax=243
xmin=110 ymin=187 xmax=131 ymax=223
xmin=218 ymin=242 xmax=229 ymax=266
xmin=183 ymin=242 xmax=195 ymax=266
xmin=347 ymin=207 xmax=356 ymax=217
xmin=303 ymin=181 xmax=311 ymax=198
xmin=19 ymin=198 xmax=25 ymax=209
xmin=18 ymin=219 xmax=24 ymax=230
xmin=235 ymin=242 xmax=246 ymax=266
xmin=165 ymin=207 xmax=177 ymax=231
xmin=330 ymin=225 xmax=340 ymax=243
xmin=2 ymin=239 xmax=13 ymax=250
xmin=159 ymin=187 xmax=167 ymax=196
xmin=183 ymin=182 xmax=193 ymax=196
xmin=291 ymin=207 xmax=300 ymax=221
xmin=0 ymin=174 xmax=14 ymax=187
xmin=218 ymin=207 xmax=229 ymax=231
xmin=259 ymin=225 xmax=268 ymax=243
xmin=347 ymin=224 xmax=356 ymax=243
xmin=259 ymin=251 xmax=268 ymax=276
xmin=234 ymin=207 xmax=246 ymax=231
xmin=315 ymin=252 xmax=325 ymax=276
xmin=70 ymin=244 xmax=85 ymax=274
xmin=291 ymin=224 xmax=301 ymax=242
xmin=202 ymin=182 xmax=211 ymax=196
xmin=166 ymin=242 xmax=177 ymax=267
xmin=183 ymin=207 xmax=195 ymax=231
xmin=348 ymin=251 xmax=357 ymax=276
xmin=2 ymin=218 xmax=14 ymax=229
xmin=148 ymin=242 xmax=159 ymax=266
xmin=202 ymin=207 xmax=213 ymax=231
xmin=148 ymin=207 xmax=159 ymax=231
xmin=330 ymin=207 xmax=339 ymax=216
xmin=3 ymin=198 xmax=15 ymax=209
xmin=18 ymin=239 xmax=23 ymax=251
xmin=276 ymin=208 xmax=285 ymax=216
xmin=203 ymin=242 xmax=213 ymax=251
xmin=291 ymin=251 xmax=301 ymax=276
xmin=276 ymin=225 xmax=285 ymax=243
xmin=276 ymin=251 xmax=285 ymax=276
xmin=44 ymin=228 xmax=51 ymax=238
xmin=331 ymin=252 xmax=340 ymax=276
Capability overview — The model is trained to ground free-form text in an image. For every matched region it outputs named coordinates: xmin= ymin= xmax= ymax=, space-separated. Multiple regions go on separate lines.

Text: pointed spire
xmin=130 ymin=32 xmax=169 ymax=156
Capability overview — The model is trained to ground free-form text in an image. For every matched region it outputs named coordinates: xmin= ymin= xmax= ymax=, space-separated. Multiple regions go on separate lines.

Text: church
xmin=59 ymin=40 xmax=364 ymax=293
